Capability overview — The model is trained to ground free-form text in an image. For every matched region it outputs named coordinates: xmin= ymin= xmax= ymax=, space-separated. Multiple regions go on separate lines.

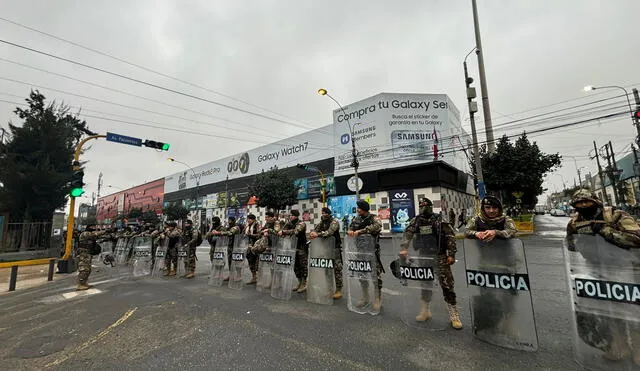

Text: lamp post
xmin=463 ymin=46 xmax=486 ymax=200
xmin=584 ymin=85 xmax=640 ymax=141
xmin=168 ymin=158 xmax=200 ymax=211
xmin=318 ymin=88 xmax=360 ymax=199
xmin=297 ymin=163 xmax=327 ymax=207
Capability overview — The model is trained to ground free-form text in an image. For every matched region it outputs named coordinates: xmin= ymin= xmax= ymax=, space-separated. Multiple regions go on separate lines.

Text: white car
xmin=550 ymin=209 xmax=567 ymax=216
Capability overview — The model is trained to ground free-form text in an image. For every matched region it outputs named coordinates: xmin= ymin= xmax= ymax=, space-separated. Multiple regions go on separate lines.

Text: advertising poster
xmin=327 ymin=195 xmax=358 ymax=231
xmin=390 ymin=189 xmax=414 ymax=233
xmin=377 ymin=206 xmax=390 ymax=220
xmin=295 ymin=176 xmax=336 ymax=201
xmin=294 ymin=178 xmax=309 ymax=200
xmin=332 ymin=93 xmax=467 ymax=177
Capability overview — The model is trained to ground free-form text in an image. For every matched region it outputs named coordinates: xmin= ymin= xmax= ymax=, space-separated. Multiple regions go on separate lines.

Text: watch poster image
xmin=390 ymin=189 xmax=415 ymax=233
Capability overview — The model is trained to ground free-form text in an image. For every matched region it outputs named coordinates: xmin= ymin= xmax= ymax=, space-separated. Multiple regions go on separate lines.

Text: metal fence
xmin=0 ymin=221 xmax=54 ymax=254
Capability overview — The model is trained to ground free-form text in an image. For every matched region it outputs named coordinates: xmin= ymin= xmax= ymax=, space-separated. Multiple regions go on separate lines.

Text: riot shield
xmin=176 ymin=244 xmax=187 ymax=277
xmin=463 ymin=238 xmax=538 ymax=352
xmin=131 ymin=236 xmax=153 ymax=277
xmin=392 ymin=235 xmax=449 ymax=330
xmin=256 ymin=236 xmax=277 ymax=293
xmin=344 ymin=235 xmax=379 ymax=315
xmin=563 ymin=234 xmax=640 ymax=369
xmin=209 ymin=236 xmax=229 ymax=287
xmin=229 ymin=235 xmax=249 ymax=290
xmin=151 ymin=239 xmax=168 ymax=278
xmin=307 ymin=236 xmax=336 ymax=305
xmin=114 ymin=237 xmax=129 ymax=265
xmin=97 ymin=240 xmax=116 ymax=268
xmin=271 ymin=236 xmax=297 ymax=300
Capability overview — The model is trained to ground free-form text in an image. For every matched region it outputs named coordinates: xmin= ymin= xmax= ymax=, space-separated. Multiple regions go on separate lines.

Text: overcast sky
xmin=0 ymin=0 xmax=638 ymax=208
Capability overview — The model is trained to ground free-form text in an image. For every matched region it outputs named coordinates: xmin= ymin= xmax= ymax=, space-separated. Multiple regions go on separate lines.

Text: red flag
xmin=432 ymin=128 xmax=439 ymax=160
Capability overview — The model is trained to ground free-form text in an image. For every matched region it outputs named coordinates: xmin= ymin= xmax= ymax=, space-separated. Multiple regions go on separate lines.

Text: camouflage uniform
xmin=564 ymin=189 xmax=640 ymax=360
xmin=76 ymin=227 xmax=106 ymax=288
xmin=220 ymin=221 xmax=241 ymax=270
xmin=207 ymin=221 xmax=225 ymax=262
xmin=402 ymin=213 xmax=457 ymax=305
xmin=464 ymin=200 xmax=517 ymax=240
xmin=349 ymin=212 xmax=383 ymax=294
xmin=182 ymin=223 xmax=201 ymax=277
xmin=163 ymin=225 xmax=182 ymax=275
xmin=281 ymin=216 xmax=308 ymax=285
xmin=314 ymin=217 xmax=342 ymax=290
xmin=244 ymin=221 xmax=261 ymax=274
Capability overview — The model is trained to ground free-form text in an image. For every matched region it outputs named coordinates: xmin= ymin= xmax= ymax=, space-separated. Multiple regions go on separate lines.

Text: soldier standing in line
xmin=182 ymin=219 xmax=202 ymax=279
xmin=161 ymin=222 xmax=182 ymax=276
xmin=211 ymin=216 xmax=241 ymax=281
xmin=243 ymin=214 xmax=261 ymax=284
xmin=348 ymin=200 xmax=384 ymax=310
xmin=76 ymin=224 xmax=107 ymax=290
xmin=207 ymin=216 xmax=224 ymax=262
xmin=400 ymin=198 xmax=462 ymax=329
xmin=248 ymin=211 xmax=279 ymax=285
xmin=309 ymin=207 xmax=343 ymax=299
xmin=279 ymin=209 xmax=308 ymax=293
xmin=464 ymin=196 xmax=517 ymax=241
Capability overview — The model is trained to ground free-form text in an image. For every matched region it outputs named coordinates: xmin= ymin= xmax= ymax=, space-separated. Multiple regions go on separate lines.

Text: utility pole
xmin=608 ymin=141 xmax=626 ymax=205
xmin=471 ymin=0 xmax=495 ymax=152
xmin=464 ymin=49 xmax=486 ymax=199
xmin=591 ymin=141 xmax=610 ymax=205
xmin=96 ymin=172 xmax=103 ymax=200
xmin=633 ymin=88 xmax=640 ymax=147
xmin=632 ymin=145 xmax=640 ymax=204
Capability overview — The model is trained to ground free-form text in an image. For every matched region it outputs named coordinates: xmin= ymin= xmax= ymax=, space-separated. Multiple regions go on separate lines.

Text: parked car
xmin=550 ymin=209 xmax=567 ymax=216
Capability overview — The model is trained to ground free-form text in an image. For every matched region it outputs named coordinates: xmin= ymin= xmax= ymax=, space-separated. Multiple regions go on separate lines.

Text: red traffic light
xmin=634 ymin=109 xmax=640 ymax=119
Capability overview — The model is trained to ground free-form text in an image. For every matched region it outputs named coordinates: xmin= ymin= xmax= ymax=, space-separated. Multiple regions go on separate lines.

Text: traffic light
xmin=143 ymin=140 xmax=170 ymax=151
xmin=69 ymin=168 xmax=85 ymax=197
xmin=633 ymin=109 xmax=640 ymax=120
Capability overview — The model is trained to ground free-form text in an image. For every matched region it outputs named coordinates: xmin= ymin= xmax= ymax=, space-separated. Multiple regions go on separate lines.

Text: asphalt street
xmin=0 ymin=215 xmax=582 ymax=370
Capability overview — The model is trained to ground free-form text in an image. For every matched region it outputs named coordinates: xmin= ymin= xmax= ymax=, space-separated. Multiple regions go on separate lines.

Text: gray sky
xmin=0 ymin=0 xmax=638 ymax=208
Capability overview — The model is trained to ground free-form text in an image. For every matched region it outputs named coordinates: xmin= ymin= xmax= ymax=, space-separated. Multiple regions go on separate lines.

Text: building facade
xmin=96 ymin=179 xmax=164 ymax=224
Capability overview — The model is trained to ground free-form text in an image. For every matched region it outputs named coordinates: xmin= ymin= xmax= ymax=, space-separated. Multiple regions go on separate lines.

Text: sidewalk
xmin=0 ymin=263 xmax=59 ymax=294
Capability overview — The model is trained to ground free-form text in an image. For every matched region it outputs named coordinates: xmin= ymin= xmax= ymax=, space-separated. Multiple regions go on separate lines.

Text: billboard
xmin=390 ymin=189 xmax=415 ymax=233
xmin=332 ymin=93 xmax=466 ymax=177
xmin=164 ymin=125 xmax=334 ymax=193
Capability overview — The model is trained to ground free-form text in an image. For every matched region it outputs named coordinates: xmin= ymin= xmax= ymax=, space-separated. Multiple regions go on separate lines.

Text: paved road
xmin=0 ymin=215 xmax=581 ymax=370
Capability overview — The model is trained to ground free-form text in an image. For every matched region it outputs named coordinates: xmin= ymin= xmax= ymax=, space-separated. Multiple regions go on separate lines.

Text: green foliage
xmin=0 ymin=91 xmax=91 ymax=220
xmin=249 ymin=167 xmax=297 ymax=212
xmin=127 ymin=207 xmax=143 ymax=219
xmin=163 ymin=203 xmax=189 ymax=221
xmin=471 ymin=134 xmax=562 ymax=208
xmin=140 ymin=210 xmax=160 ymax=224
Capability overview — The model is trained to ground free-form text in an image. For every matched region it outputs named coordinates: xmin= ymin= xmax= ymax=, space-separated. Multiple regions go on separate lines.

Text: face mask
xmin=321 ymin=215 xmax=331 ymax=222
xmin=420 ymin=206 xmax=433 ymax=215
xmin=577 ymin=205 xmax=599 ymax=218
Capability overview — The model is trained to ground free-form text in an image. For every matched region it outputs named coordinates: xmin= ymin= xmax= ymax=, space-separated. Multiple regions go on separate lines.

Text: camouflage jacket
xmin=402 ymin=214 xmax=456 ymax=257
xmin=78 ymin=230 xmax=106 ymax=249
xmin=182 ymin=227 xmax=200 ymax=248
xmin=566 ymin=207 xmax=640 ymax=250
xmin=314 ymin=218 xmax=340 ymax=237
xmin=220 ymin=225 xmax=241 ymax=236
xmin=260 ymin=221 xmax=280 ymax=236
xmin=464 ymin=214 xmax=517 ymax=240
xmin=349 ymin=213 xmax=382 ymax=235
xmin=281 ymin=219 xmax=306 ymax=236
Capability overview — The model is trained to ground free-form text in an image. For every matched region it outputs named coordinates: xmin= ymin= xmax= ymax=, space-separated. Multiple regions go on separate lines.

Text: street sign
xmin=106 ymin=132 xmax=143 ymax=147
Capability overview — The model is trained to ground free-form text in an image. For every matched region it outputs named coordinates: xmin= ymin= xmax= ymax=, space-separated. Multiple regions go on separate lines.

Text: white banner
xmin=164 ymin=125 xmax=334 ymax=193
xmin=332 ymin=93 xmax=467 ymax=176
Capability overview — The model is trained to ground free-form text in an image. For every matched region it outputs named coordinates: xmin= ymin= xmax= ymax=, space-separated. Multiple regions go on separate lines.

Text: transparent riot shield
xmin=176 ymin=244 xmax=186 ymax=277
xmin=229 ymin=235 xmax=249 ymax=290
xmin=131 ymin=236 xmax=153 ymax=277
xmin=307 ymin=236 xmax=336 ymax=305
xmin=271 ymin=236 xmax=297 ymax=300
xmin=464 ymin=238 xmax=538 ymax=351
xmin=256 ymin=236 xmax=277 ymax=293
xmin=344 ymin=235 xmax=379 ymax=315
xmin=392 ymin=234 xmax=449 ymax=330
xmin=151 ymin=238 xmax=168 ymax=278
xmin=209 ymin=236 xmax=229 ymax=287
xmin=114 ymin=237 xmax=129 ymax=265
xmin=563 ymin=234 xmax=640 ymax=369
xmin=98 ymin=240 xmax=116 ymax=268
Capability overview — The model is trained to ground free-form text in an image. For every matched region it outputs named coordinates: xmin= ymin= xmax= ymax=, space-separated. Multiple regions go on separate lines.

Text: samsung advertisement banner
xmin=332 ymin=93 xmax=467 ymax=177
xmin=390 ymin=189 xmax=415 ymax=232
xmin=164 ymin=125 xmax=334 ymax=193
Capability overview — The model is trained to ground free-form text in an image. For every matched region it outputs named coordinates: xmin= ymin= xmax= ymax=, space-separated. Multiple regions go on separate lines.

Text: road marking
xmin=381 ymin=288 xmax=402 ymax=296
xmin=61 ymin=288 xmax=102 ymax=299
xmin=45 ymin=307 xmax=137 ymax=368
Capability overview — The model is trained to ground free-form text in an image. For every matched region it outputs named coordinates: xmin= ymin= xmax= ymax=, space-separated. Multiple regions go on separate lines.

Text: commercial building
xmin=96 ymin=179 xmax=165 ymax=224
xmin=98 ymin=92 xmax=476 ymax=232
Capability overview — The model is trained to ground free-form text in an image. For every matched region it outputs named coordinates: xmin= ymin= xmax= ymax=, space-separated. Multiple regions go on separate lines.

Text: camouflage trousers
xmin=334 ymin=248 xmax=343 ymax=290
xmin=165 ymin=246 xmax=178 ymax=271
xmin=184 ymin=245 xmax=197 ymax=273
xmin=421 ymin=255 xmax=456 ymax=305
xmin=246 ymin=245 xmax=259 ymax=273
xmin=76 ymin=247 xmax=92 ymax=285
xmin=294 ymin=248 xmax=308 ymax=280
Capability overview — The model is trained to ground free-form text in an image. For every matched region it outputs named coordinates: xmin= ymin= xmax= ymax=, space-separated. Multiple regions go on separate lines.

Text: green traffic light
xmin=162 ymin=143 xmax=170 ymax=151
xmin=70 ymin=188 xmax=85 ymax=197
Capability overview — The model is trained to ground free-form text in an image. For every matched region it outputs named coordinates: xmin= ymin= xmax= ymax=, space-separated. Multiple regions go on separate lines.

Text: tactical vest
xmin=245 ymin=223 xmax=259 ymax=245
xmin=284 ymin=218 xmax=307 ymax=249
xmin=317 ymin=218 xmax=342 ymax=249
xmin=351 ymin=214 xmax=379 ymax=246
xmin=414 ymin=214 xmax=446 ymax=254
xmin=168 ymin=230 xmax=180 ymax=249
xmin=262 ymin=221 xmax=276 ymax=247
xmin=78 ymin=232 xmax=95 ymax=249
xmin=475 ymin=216 xmax=506 ymax=232
xmin=228 ymin=224 xmax=238 ymax=248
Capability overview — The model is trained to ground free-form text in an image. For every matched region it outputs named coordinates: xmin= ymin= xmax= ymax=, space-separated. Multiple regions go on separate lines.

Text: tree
xmin=249 ymin=167 xmax=297 ymax=212
xmin=163 ymin=203 xmax=189 ymax=221
xmin=0 ymin=91 xmax=92 ymax=220
xmin=140 ymin=210 xmax=160 ymax=224
xmin=127 ymin=207 xmax=143 ymax=219
xmin=470 ymin=134 xmax=562 ymax=208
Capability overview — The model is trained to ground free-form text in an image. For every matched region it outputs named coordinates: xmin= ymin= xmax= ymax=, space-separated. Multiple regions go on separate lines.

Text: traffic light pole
xmin=61 ymin=135 xmax=105 ymax=261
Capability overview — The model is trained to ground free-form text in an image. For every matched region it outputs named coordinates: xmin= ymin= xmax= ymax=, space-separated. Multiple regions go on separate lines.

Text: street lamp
xmin=168 ymin=158 xmax=200 ymax=211
xmin=318 ymin=88 xmax=361 ymax=199
xmin=584 ymin=85 xmax=640 ymax=142
xmin=297 ymin=163 xmax=327 ymax=207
